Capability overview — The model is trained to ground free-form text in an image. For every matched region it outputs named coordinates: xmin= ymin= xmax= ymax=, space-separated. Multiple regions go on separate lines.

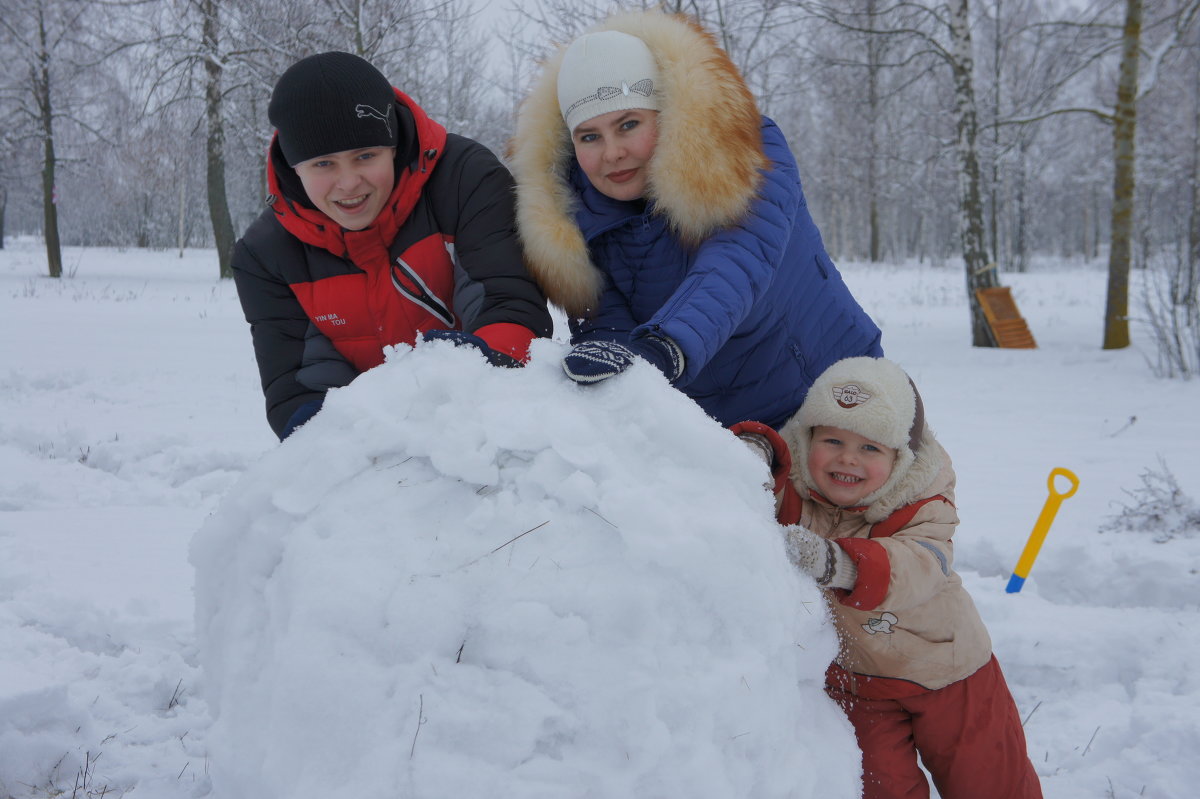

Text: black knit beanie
xmin=268 ymin=52 xmax=400 ymax=167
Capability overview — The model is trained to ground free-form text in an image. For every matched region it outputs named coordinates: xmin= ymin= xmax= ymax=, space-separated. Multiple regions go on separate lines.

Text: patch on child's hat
xmin=833 ymin=383 xmax=871 ymax=409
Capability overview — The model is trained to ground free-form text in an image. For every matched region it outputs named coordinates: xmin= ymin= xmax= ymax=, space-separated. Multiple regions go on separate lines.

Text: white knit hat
xmin=785 ymin=357 xmax=927 ymax=509
xmin=557 ymin=30 xmax=661 ymax=132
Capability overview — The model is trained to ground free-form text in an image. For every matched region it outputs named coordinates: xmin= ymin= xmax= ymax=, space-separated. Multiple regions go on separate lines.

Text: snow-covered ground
xmin=0 ymin=237 xmax=1196 ymax=798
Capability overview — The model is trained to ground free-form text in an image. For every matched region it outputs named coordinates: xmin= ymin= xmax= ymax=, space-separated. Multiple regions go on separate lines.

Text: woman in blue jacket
xmin=511 ymin=11 xmax=882 ymax=429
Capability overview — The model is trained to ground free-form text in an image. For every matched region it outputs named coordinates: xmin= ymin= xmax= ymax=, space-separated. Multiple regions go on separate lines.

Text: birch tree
xmin=801 ymin=0 xmax=1000 ymax=345
xmin=129 ymin=0 xmax=244 ymax=275
xmin=948 ymin=0 xmax=998 ymax=347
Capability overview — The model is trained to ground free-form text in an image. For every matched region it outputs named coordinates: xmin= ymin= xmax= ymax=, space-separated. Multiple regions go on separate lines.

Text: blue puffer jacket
xmin=568 ymin=118 xmax=882 ymax=428
xmin=511 ymin=11 xmax=882 ymax=429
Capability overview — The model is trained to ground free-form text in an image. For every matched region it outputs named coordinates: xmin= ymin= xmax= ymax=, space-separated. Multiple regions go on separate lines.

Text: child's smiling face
xmin=294 ymin=146 xmax=396 ymax=230
xmin=807 ymin=425 xmax=896 ymax=507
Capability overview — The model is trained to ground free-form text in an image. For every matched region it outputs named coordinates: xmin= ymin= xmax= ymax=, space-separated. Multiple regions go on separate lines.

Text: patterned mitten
xmin=562 ymin=335 xmax=684 ymax=384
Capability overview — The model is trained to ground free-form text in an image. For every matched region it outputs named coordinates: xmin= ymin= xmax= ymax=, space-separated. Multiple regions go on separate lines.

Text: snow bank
xmin=191 ymin=340 xmax=859 ymax=798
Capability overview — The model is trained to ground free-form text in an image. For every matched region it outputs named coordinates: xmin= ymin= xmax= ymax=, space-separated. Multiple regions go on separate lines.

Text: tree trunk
xmin=1081 ymin=189 xmax=1091 ymax=259
xmin=202 ymin=0 xmax=237 ymax=279
xmin=950 ymin=0 xmax=997 ymax=346
xmin=1015 ymin=135 xmax=1028 ymax=273
xmin=35 ymin=7 xmax=63 ymax=278
xmin=867 ymin=0 xmax=881 ymax=262
xmin=0 ymin=186 xmax=7 ymax=249
xmin=178 ymin=173 xmax=187 ymax=258
xmin=1186 ymin=49 xmax=1199 ymax=320
xmin=1103 ymin=0 xmax=1141 ymax=350
xmin=989 ymin=0 xmax=1003 ymax=271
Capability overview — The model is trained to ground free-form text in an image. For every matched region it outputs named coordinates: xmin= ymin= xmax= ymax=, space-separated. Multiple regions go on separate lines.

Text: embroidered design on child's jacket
xmin=862 ymin=611 xmax=898 ymax=635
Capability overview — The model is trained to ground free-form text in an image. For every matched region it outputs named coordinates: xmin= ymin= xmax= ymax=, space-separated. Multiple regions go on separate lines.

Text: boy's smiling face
xmin=807 ymin=425 xmax=896 ymax=507
xmin=294 ymin=146 xmax=396 ymax=230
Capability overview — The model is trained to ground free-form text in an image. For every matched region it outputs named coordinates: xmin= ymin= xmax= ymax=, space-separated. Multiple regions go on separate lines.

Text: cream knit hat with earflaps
xmin=785 ymin=356 xmax=926 ymax=509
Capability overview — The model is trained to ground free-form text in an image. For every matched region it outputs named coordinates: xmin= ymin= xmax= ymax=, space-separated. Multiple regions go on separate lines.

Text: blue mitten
xmin=422 ymin=329 xmax=521 ymax=368
xmin=280 ymin=399 xmax=323 ymax=440
xmin=562 ymin=335 xmax=684 ymax=384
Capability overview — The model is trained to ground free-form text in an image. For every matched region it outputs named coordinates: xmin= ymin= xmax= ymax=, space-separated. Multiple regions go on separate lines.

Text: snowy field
xmin=1 ymin=236 xmax=1197 ymax=798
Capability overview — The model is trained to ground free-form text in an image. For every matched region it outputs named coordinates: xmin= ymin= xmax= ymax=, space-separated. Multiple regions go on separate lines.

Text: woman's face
xmin=294 ymin=146 xmax=396 ymax=230
xmin=571 ymin=109 xmax=659 ymax=202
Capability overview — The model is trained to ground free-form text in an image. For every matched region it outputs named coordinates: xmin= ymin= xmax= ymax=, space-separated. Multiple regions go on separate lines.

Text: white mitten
xmin=736 ymin=432 xmax=776 ymax=492
xmin=737 ymin=432 xmax=774 ymax=465
xmin=783 ymin=526 xmax=857 ymax=590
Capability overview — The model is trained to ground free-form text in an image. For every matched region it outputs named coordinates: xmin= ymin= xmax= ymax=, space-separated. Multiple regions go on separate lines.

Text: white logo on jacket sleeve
xmin=862 ymin=611 xmax=898 ymax=635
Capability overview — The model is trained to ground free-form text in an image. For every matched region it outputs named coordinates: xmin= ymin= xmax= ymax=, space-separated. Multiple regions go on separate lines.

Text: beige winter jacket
xmin=778 ymin=424 xmax=994 ymax=697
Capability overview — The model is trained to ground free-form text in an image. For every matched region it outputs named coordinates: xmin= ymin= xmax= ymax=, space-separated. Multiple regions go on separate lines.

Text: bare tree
xmin=990 ymin=0 xmax=1199 ymax=348
xmin=1094 ymin=0 xmax=1200 ymax=348
xmin=1137 ymin=12 xmax=1200 ymax=374
xmin=1103 ymin=0 xmax=1144 ymax=349
xmin=795 ymin=0 xmax=935 ymax=263
xmin=977 ymin=0 xmax=1106 ymax=271
xmin=0 ymin=0 xmax=106 ymax=276
xmin=192 ymin=0 xmax=236 ymax=277
xmin=800 ymin=1 xmax=1000 ymax=345
xmin=121 ymin=0 xmax=266 ymax=275
xmin=864 ymin=0 xmax=884 ymax=263
xmin=0 ymin=123 xmax=11 ymax=250
xmin=977 ymin=0 xmax=1089 ymax=270
xmin=1189 ymin=49 xmax=1200 ymax=315
xmin=3 ymin=0 xmax=1192 ymax=290
xmin=511 ymin=0 xmax=802 ymax=113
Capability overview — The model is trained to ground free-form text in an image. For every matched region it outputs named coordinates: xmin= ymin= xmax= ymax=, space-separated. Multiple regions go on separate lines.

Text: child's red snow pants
xmin=826 ymin=656 xmax=1043 ymax=799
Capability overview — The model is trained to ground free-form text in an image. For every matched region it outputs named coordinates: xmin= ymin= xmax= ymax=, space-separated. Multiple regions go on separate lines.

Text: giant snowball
xmin=191 ymin=339 xmax=860 ymax=798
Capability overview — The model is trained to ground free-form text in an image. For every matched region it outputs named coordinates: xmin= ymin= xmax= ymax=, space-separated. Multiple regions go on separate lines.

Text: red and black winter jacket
xmin=232 ymin=90 xmax=552 ymax=438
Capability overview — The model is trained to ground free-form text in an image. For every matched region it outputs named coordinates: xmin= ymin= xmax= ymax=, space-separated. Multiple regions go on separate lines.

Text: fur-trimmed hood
xmin=510 ymin=11 xmax=767 ymax=316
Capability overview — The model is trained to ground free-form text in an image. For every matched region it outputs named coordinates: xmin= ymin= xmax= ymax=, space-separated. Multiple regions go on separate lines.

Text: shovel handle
xmin=1006 ymin=467 xmax=1079 ymax=593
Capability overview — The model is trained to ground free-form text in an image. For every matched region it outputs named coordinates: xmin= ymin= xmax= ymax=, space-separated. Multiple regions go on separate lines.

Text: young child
xmin=511 ymin=11 xmax=881 ymax=429
xmin=734 ymin=356 xmax=1042 ymax=799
